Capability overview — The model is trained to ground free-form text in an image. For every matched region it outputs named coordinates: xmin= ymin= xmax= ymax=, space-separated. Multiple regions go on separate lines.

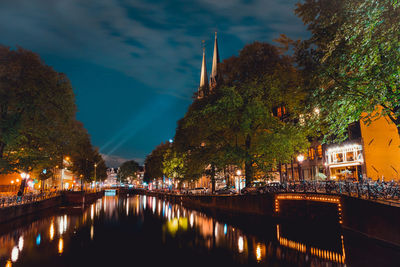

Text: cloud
xmin=101 ymin=154 xmax=143 ymax=168
xmin=0 ymin=0 xmax=309 ymax=162
xmin=0 ymin=0 xmax=307 ymax=99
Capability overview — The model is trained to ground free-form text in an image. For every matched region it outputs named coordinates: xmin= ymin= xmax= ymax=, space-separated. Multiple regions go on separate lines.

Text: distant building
xmin=198 ymin=32 xmax=220 ymax=99
xmin=105 ymin=168 xmax=118 ymax=186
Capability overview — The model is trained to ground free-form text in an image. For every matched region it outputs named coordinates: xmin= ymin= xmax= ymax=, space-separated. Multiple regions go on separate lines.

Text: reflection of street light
xmin=297 ymin=154 xmax=304 ymax=181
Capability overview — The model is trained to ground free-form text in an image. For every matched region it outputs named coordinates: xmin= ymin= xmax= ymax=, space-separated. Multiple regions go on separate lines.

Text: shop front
xmin=326 ymin=143 xmax=365 ymax=181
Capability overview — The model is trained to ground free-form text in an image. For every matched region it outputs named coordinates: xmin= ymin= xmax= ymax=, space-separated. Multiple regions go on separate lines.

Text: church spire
xmin=198 ymin=41 xmax=208 ymax=99
xmin=210 ymin=32 xmax=220 ymax=90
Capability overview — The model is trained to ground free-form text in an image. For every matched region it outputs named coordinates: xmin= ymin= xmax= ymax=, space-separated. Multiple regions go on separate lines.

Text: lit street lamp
xmin=19 ymin=172 xmax=30 ymax=195
xmin=297 ymin=154 xmax=305 ymax=182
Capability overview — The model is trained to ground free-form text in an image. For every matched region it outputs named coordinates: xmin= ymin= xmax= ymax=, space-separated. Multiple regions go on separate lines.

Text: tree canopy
xmin=295 ymin=0 xmax=400 ymax=140
xmin=0 ymin=46 xmax=107 ymax=182
xmin=118 ymin=160 xmax=140 ymax=183
xmin=174 ymin=42 xmax=309 ymax=186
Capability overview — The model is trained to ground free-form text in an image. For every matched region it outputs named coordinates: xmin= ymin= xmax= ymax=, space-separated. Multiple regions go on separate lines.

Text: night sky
xmin=0 ymin=0 xmax=308 ymax=167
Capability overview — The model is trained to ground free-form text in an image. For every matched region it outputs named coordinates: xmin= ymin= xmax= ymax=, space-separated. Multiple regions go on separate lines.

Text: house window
xmin=346 ymin=151 xmax=354 ymax=161
xmin=276 ymin=106 xmax=286 ymax=118
xmin=337 ymin=153 xmax=344 ymax=163
xmin=309 ymin=148 xmax=315 ymax=160
xmin=317 ymin=145 xmax=323 ymax=159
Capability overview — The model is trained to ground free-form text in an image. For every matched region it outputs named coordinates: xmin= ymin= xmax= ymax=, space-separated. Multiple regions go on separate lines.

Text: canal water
xmin=0 ymin=195 xmax=399 ymax=267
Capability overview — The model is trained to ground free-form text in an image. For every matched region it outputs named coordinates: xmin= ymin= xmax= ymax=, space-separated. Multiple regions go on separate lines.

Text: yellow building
xmin=360 ymin=113 xmax=400 ymax=181
xmin=326 ymin=109 xmax=400 ymax=182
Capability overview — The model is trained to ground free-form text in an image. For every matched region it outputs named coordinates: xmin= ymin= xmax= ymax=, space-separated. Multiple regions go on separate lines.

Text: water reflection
xmin=0 ymin=195 xmax=398 ymax=266
xmin=135 ymin=195 xmax=347 ymax=266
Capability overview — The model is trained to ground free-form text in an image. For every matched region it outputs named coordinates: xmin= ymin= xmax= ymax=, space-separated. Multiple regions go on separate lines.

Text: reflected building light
xmin=238 ymin=236 xmax=244 ymax=253
xmin=152 ymin=198 xmax=156 ymax=214
xmin=5 ymin=260 xmax=12 ymax=267
xmin=224 ymin=224 xmax=227 ymax=235
xmin=36 ymin=234 xmax=41 ymax=246
xmin=58 ymin=238 xmax=64 ymax=254
xmin=63 ymin=215 xmax=67 ymax=233
xmin=59 ymin=217 xmax=64 ymax=235
xmin=277 ymin=223 xmax=345 ymax=263
xmin=126 ymin=200 xmax=129 ymax=216
xmin=90 ymin=225 xmax=94 ymax=240
xmin=177 ymin=209 xmax=180 ymax=219
xmin=50 ymin=222 xmax=55 ymax=241
xmin=143 ymin=196 xmax=147 ymax=210
xmin=18 ymin=236 xmax=23 ymax=251
xmin=91 ymin=204 xmax=94 ymax=220
xmin=189 ymin=213 xmax=194 ymax=228
xmin=214 ymin=223 xmax=218 ymax=238
xmin=256 ymin=243 xmax=262 ymax=262
xmin=11 ymin=246 xmax=19 ymax=262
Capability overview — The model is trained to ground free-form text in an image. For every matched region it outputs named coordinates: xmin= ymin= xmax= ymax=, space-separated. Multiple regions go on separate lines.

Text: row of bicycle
xmin=256 ymin=181 xmax=400 ymax=200
xmin=0 ymin=191 xmax=61 ymax=207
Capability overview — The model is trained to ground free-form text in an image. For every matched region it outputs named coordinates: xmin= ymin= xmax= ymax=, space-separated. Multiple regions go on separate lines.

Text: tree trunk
xmin=0 ymin=142 xmax=5 ymax=174
xmin=0 ymin=141 xmax=4 ymax=159
xmin=245 ymin=134 xmax=253 ymax=186
xmin=211 ymin=164 xmax=216 ymax=193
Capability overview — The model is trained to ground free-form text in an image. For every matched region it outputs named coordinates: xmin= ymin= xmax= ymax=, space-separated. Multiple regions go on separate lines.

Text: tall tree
xmin=118 ymin=160 xmax=140 ymax=183
xmin=176 ymin=42 xmax=309 ymax=186
xmin=295 ymin=0 xmax=400 ymax=140
xmin=143 ymin=142 xmax=170 ymax=184
xmin=0 ymin=46 xmax=76 ymax=173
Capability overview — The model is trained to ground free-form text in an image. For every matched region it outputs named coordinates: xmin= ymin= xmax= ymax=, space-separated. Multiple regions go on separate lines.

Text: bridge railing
xmin=0 ymin=191 xmax=61 ymax=208
xmin=261 ymin=181 xmax=400 ymax=202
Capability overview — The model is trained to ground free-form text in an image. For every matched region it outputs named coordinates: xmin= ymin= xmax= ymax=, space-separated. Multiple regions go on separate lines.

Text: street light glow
xmin=297 ymin=154 xmax=304 ymax=162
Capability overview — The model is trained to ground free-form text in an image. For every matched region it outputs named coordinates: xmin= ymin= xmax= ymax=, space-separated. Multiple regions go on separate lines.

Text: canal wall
xmin=62 ymin=191 xmax=103 ymax=205
xmin=0 ymin=191 xmax=103 ymax=224
xmin=137 ymin=190 xmax=400 ymax=247
xmin=0 ymin=196 xmax=63 ymax=224
xmin=341 ymin=196 xmax=400 ymax=247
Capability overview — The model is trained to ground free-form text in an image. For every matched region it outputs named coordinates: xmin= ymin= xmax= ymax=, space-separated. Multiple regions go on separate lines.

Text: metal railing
xmin=259 ymin=181 xmax=400 ymax=202
xmin=0 ymin=191 xmax=61 ymax=208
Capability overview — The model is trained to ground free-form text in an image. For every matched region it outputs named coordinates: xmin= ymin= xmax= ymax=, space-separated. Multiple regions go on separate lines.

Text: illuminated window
xmin=346 ymin=151 xmax=354 ymax=161
xmin=337 ymin=153 xmax=343 ymax=162
xmin=277 ymin=107 xmax=282 ymax=117
xmin=309 ymin=148 xmax=315 ymax=160
xmin=317 ymin=145 xmax=322 ymax=159
xmin=276 ymin=106 xmax=286 ymax=118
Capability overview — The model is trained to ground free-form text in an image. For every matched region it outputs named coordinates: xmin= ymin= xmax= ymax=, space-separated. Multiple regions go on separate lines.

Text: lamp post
xmin=61 ymin=156 xmax=70 ymax=191
xmin=19 ymin=172 xmax=29 ymax=195
xmin=80 ymin=174 xmax=84 ymax=192
xmin=94 ymin=163 xmax=97 ymax=191
xmin=297 ymin=154 xmax=305 ymax=182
